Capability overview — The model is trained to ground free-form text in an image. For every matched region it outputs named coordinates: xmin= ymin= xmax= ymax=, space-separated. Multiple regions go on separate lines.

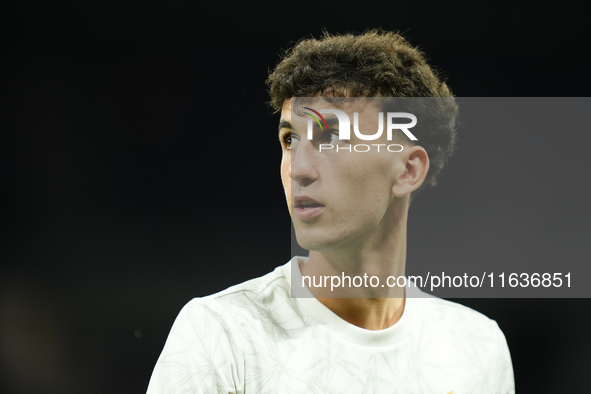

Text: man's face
xmin=279 ymin=98 xmax=414 ymax=252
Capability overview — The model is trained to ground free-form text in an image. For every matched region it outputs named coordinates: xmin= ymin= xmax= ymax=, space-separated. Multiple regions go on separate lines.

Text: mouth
xmin=294 ymin=196 xmax=325 ymax=209
xmin=293 ymin=196 xmax=326 ymax=221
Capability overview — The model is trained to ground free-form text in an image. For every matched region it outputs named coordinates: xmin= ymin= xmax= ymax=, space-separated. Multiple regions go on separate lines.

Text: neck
xmin=300 ymin=204 xmax=408 ymax=330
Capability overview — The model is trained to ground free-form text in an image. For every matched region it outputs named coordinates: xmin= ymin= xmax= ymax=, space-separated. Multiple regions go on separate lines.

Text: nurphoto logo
xmin=302 ymin=106 xmax=417 ymax=152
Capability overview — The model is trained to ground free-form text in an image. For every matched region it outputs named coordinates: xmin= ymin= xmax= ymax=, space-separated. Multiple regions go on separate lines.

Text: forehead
xmin=280 ymin=97 xmax=382 ymax=123
xmin=280 ymin=99 xmax=292 ymax=121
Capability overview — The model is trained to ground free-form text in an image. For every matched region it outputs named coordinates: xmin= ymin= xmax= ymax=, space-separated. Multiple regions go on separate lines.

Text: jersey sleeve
xmin=146 ymin=299 xmax=245 ymax=394
xmin=494 ymin=322 xmax=515 ymax=394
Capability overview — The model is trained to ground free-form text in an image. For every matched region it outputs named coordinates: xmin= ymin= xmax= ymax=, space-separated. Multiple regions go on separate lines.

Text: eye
xmin=321 ymin=130 xmax=344 ymax=145
xmin=280 ymin=132 xmax=293 ymax=150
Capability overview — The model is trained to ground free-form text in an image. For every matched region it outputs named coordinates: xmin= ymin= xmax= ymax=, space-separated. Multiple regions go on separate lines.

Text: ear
xmin=391 ymin=146 xmax=430 ymax=197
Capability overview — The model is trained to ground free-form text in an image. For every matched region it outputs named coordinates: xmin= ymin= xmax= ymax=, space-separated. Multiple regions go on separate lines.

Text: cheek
xmin=344 ymin=157 xmax=397 ymax=207
xmin=280 ymin=156 xmax=291 ymax=209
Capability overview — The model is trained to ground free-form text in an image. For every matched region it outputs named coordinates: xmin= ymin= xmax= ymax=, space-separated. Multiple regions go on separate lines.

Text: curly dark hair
xmin=267 ymin=30 xmax=459 ymax=194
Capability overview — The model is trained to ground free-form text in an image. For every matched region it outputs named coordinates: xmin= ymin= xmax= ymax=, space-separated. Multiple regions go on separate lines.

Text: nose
xmin=289 ymin=139 xmax=318 ymax=187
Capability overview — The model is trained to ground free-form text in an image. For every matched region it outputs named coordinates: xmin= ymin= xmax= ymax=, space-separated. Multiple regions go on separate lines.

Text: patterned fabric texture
xmin=147 ymin=258 xmax=515 ymax=393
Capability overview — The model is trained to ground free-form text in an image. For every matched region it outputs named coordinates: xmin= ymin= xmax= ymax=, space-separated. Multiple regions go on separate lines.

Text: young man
xmin=147 ymin=30 xmax=514 ymax=393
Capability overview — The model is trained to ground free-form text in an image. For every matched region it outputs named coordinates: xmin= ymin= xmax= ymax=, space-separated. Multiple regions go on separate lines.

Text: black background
xmin=2 ymin=1 xmax=590 ymax=393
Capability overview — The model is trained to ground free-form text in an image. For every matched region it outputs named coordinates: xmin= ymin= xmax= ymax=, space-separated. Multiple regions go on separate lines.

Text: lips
xmin=293 ymin=196 xmax=325 ymax=221
xmin=294 ymin=196 xmax=324 ymax=209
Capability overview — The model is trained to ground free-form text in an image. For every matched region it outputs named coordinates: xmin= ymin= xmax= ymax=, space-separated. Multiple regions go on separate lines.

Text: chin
xmin=294 ymin=229 xmax=349 ymax=253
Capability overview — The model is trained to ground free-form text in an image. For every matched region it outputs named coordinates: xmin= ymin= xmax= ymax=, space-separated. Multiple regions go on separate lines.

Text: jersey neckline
xmin=281 ymin=256 xmax=419 ymax=348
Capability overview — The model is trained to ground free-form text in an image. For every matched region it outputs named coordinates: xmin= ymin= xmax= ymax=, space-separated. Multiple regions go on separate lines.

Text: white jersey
xmin=147 ymin=258 xmax=514 ymax=393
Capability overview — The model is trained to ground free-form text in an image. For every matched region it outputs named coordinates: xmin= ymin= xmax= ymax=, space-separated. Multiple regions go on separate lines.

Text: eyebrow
xmin=277 ymin=118 xmax=340 ymax=132
xmin=323 ymin=118 xmax=340 ymax=127
xmin=278 ymin=121 xmax=291 ymax=131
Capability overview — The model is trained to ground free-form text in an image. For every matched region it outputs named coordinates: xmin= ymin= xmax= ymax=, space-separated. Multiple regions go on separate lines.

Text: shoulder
xmin=412 ymin=295 xmax=507 ymax=351
xmin=147 ymin=263 xmax=293 ymax=393
xmin=173 ymin=262 xmax=302 ymax=341
xmin=410 ymin=295 xmax=514 ymax=392
xmin=194 ymin=262 xmax=294 ymax=319
xmin=417 ymin=296 xmax=501 ymax=333
xmin=204 ymin=262 xmax=290 ymax=303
